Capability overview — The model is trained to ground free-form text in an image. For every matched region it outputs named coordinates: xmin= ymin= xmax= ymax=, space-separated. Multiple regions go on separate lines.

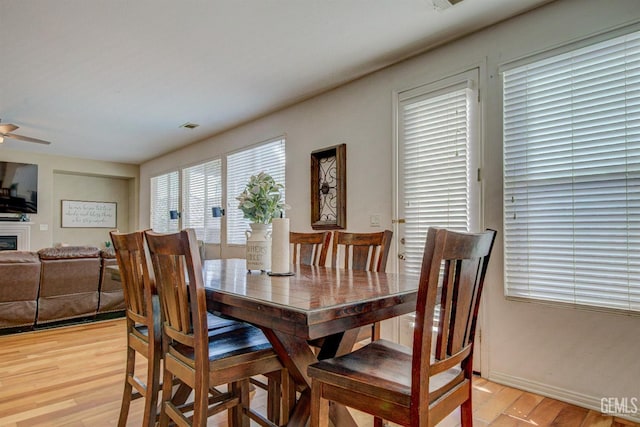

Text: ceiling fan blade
xmin=4 ymin=133 xmax=52 ymax=145
xmin=0 ymin=124 xmax=18 ymax=133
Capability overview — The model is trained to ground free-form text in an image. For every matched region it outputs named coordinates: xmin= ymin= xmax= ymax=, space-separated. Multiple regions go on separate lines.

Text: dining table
xmin=203 ymin=258 xmax=419 ymax=427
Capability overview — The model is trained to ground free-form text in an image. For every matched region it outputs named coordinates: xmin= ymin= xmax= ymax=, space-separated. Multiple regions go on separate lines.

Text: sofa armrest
xmin=0 ymin=251 xmax=41 ymax=329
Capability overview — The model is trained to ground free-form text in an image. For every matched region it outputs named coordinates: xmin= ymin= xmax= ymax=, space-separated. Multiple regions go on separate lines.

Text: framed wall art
xmin=61 ymin=200 xmax=117 ymax=228
xmin=310 ymin=143 xmax=346 ymax=230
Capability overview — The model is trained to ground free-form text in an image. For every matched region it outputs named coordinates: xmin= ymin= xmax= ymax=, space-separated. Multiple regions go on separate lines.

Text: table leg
xmin=262 ymin=328 xmax=361 ymax=427
xmin=317 ymin=328 xmax=360 ymax=359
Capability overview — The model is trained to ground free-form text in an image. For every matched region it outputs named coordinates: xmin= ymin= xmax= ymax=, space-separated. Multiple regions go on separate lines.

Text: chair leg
xmin=461 ymin=397 xmax=473 ymax=427
xmin=279 ymin=370 xmax=293 ymax=426
xmin=310 ymin=380 xmax=329 ymax=427
xmin=158 ymin=367 xmax=174 ymax=427
xmin=117 ymin=345 xmax=136 ymax=427
xmin=461 ymin=362 xmax=474 ymax=427
xmin=373 ymin=416 xmax=385 ymax=427
xmin=141 ymin=345 xmax=162 ymax=427
xmin=231 ymin=380 xmax=251 ymax=427
xmin=192 ymin=379 xmax=211 ymax=427
xmin=267 ymin=376 xmax=281 ymax=423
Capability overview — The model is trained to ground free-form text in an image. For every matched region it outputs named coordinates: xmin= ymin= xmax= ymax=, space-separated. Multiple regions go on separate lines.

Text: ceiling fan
xmin=0 ymin=120 xmax=52 ymax=145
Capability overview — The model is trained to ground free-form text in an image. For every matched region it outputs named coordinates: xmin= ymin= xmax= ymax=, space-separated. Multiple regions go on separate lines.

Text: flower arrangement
xmin=236 ymin=172 xmax=286 ymax=224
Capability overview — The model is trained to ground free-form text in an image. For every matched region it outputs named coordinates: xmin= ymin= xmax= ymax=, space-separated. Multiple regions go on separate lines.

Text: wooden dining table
xmin=203 ymin=258 xmax=419 ymax=427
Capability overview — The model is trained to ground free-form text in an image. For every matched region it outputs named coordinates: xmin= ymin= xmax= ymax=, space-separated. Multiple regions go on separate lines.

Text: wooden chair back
xmin=331 ymin=230 xmax=392 ymax=272
xmin=290 ymin=231 xmax=331 ymax=266
xmin=412 ymin=227 xmax=496 ymax=424
xmin=109 ymin=230 xmax=161 ymax=427
xmin=144 ymin=228 xmax=287 ymax=426
xmin=307 ymin=227 xmax=496 ymax=427
xmin=330 ymin=230 xmax=392 ymax=343
xmin=144 ymin=228 xmax=207 ymax=356
xmin=110 ymin=231 xmax=156 ymax=325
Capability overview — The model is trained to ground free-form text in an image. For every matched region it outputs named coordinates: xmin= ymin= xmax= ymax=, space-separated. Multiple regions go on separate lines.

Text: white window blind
xmin=226 ymin=139 xmax=286 ymax=245
xmin=399 ymin=81 xmax=475 ymax=275
xmin=150 ymin=171 xmax=179 ymax=233
xmin=503 ymin=30 xmax=640 ymax=312
xmin=182 ymin=159 xmax=222 ymax=244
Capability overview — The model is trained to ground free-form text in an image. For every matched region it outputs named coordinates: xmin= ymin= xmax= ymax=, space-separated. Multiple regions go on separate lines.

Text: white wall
xmin=1 ymin=147 xmax=139 ymax=250
xmin=140 ymin=0 xmax=640 ymax=418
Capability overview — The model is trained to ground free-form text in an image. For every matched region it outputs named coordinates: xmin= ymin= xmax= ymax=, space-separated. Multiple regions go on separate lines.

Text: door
xmin=394 ymin=69 xmax=482 ymax=355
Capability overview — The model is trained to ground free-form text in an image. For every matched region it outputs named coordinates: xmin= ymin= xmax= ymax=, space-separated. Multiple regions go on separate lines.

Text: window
xmin=150 ymin=171 xmax=179 ymax=233
xmin=227 ymin=138 xmax=286 ymax=245
xmin=397 ymin=71 xmax=480 ymax=275
xmin=503 ymin=30 xmax=640 ymax=312
xmin=182 ymin=159 xmax=222 ymax=244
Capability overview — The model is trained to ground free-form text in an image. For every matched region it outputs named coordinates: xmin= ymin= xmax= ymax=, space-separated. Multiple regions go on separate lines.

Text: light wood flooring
xmin=0 ymin=318 xmax=636 ymax=427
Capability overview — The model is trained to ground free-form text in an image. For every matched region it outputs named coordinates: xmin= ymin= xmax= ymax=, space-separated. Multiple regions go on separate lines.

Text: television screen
xmin=0 ymin=161 xmax=38 ymax=214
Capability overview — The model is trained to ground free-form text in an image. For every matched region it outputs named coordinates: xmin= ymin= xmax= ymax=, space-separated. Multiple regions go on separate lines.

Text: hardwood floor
xmin=0 ymin=318 xmax=636 ymax=427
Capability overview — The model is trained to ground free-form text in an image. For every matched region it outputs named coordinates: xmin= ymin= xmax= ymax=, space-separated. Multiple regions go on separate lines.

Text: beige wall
xmin=0 ymin=147 xmax=139 ymax=250
xmin=140 ymin=0 xmax=640 ymax=419
xmin=52 ymin=173 xmax=131 ymax=247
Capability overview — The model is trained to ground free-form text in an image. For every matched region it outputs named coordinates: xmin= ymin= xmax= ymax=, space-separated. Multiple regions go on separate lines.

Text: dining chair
xmin=331 ymin=229 xmax=393 ymax=341
xmin=290 ymin=231 xmax=331 ymax=266
xmin=109 ymin=230 xmax=162 ymax=427
xmin=111 ymin=230 xmax=243 ymax=427
xmin=331 ymin=229 xmax=392 ymax=273
xmin=144 ymin=228 xmax=289 ymax=427
xmin=308 ymin=227 xmax=496 ymax=427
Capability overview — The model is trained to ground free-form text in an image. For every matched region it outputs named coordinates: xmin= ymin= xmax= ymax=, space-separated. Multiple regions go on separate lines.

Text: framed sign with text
xmin=61 ymin=200 xmax=117 ymax=228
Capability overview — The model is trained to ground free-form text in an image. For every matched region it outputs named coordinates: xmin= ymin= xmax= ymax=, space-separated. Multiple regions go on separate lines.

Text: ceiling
xmin=0 ymin=0 xmax=552 ymax=164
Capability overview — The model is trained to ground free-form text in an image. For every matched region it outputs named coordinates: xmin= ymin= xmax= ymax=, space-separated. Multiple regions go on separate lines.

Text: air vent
xmin=432 ymin=0 xmax=463 ymax=11
xmin=180 ymin=122 xmax=200 ymax=129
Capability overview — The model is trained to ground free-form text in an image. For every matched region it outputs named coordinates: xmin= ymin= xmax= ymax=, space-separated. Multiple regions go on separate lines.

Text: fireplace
xmin=0 ymin=224 xmax=31 ymax=251
xmin=0 ymin=235 xmax=18 ymax=251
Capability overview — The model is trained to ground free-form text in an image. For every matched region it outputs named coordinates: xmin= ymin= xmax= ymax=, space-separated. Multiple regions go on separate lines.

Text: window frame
xmin=225 ymin=137 xmax=286 ymax=246
xmin=148 ymin=137 xmax=286 ymax=254
xmin=150 ymin=170 xmax=180 ymax=234
xmin=181 ymin=159 xmax=223 ymax=244
xmin=500 ymin=25 xmax=640 ymax=314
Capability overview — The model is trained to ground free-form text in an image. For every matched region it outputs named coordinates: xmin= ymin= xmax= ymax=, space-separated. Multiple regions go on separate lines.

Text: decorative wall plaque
xmin=61 ymin=200 xmax=117 ymax=228
xmin=311 ymin=143 xmax=346 ymax=230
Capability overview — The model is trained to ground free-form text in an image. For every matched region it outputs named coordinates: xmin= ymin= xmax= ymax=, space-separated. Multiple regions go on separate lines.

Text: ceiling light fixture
xmin=180 ymin=122 xmax=200 ymax=130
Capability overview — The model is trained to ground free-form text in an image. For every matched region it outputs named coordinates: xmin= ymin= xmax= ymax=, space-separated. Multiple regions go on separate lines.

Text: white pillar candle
xmin=271 ymin=218 xmax=290 ymax=274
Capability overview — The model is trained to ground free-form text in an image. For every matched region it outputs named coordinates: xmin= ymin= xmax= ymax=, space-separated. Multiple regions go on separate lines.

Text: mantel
xmin=0 ymin=221 xmax=34 ymax=225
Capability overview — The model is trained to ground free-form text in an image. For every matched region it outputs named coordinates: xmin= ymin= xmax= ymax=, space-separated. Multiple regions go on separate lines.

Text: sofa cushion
xmin=0 ymin=251 xmax=40 ymax=264
xmin=37 ymin=248 xmax=102 ymax=325
xmin=38 ymin=246 xmax=101 ymax=260
xmin=100 ymin=247 xmax=116 ymax=259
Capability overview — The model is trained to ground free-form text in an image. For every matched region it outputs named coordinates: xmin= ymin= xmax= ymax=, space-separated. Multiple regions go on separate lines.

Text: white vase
xmin=245 ymin=223 xmax=271 ymax=272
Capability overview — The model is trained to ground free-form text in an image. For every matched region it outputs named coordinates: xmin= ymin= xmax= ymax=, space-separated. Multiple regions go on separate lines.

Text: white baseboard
xmin=488 ymin=371 xmax=640 ymax=423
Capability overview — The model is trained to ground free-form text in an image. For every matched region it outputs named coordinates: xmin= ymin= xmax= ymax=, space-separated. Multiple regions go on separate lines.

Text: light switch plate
xmin=40 ymin=224 xmax=48 ymax=231
xmin=369 ymin=214 xmax=381 ymax=227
